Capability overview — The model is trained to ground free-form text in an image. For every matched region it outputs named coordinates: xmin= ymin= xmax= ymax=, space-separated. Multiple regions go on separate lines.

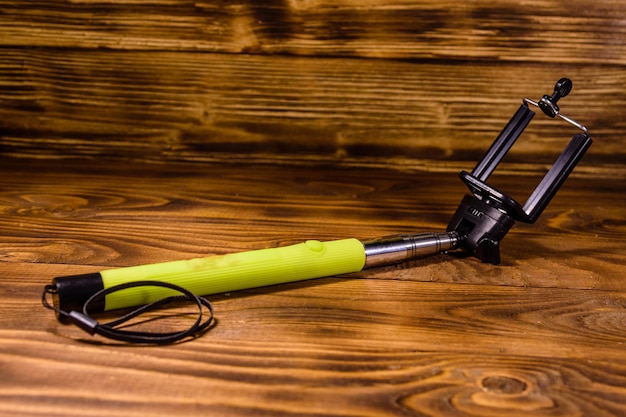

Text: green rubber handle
xmin=100 ymin=238 xmax=366 ymax=311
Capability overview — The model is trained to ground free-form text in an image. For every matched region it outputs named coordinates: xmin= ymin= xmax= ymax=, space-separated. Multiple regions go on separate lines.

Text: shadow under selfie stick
xmin=46 ymin=78 xmax=592 ymax=318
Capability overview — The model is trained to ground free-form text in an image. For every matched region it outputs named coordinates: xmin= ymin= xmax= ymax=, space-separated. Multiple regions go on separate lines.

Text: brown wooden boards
xmin=0 ymin=158 xmax=625 ymax=416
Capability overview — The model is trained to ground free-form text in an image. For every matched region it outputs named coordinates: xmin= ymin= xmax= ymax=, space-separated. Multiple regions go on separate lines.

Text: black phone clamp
xmin=447 ymin=78 xmax=593 ymax=264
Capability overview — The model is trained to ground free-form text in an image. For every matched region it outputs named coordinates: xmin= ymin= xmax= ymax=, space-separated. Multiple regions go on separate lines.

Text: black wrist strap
xmin=42 ymin=280 xmax=215 ymax=345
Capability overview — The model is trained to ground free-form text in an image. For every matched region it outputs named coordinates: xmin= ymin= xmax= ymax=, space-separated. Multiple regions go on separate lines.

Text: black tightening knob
xmin=553 ymin=78 xmax=573 ymax=98
xmin=539 ymin=78 xmax=573 ymax=118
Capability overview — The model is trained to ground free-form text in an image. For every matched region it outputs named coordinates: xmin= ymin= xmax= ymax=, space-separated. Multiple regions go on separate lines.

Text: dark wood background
xmin=1 ymin=1 xmax=625 ymax=416
xmin=1 ymin=0 xmax=625 ymax=169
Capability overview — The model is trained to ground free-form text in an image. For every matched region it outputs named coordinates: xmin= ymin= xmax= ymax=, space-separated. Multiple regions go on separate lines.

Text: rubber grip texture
xmin=100 ymin=239 xmax=366 ymax=311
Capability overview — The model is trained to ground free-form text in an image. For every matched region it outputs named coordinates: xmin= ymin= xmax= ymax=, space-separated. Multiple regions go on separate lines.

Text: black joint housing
xmin=447 ymin=195 xmax=515 ymax=264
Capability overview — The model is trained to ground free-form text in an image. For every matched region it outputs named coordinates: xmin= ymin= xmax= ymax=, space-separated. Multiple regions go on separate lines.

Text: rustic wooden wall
xmin=1 ymin=0 xmax=624 ymax=171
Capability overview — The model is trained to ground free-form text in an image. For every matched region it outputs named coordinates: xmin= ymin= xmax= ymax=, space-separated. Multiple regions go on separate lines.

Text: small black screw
xmin=539 ymin=78 xmax=573 ymax=118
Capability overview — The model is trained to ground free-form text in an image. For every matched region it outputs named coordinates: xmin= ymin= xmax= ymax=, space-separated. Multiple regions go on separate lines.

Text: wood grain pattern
xmin=0 ymin=158 xmax=625 ymax=416
xmin=1 ymin=48 xmax=624 ymax=169
xmin=1 ymin=0 xmax=626 ymax=168
xmin=2 ymin=331 xmax=625 ymax=416
xmin=1 ymin=0 xmax=625 ymax=64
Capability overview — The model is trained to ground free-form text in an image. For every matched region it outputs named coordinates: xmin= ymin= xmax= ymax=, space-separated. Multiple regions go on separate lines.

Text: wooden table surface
xmin=1 ymin=156 xmax=624 ymax=416
xmin=2 ymin=0 xmax=626 ymax=415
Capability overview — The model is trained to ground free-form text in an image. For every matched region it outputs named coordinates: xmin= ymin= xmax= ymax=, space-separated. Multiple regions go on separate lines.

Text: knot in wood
xmin=480 ymin=375 xmax=528 ymax=395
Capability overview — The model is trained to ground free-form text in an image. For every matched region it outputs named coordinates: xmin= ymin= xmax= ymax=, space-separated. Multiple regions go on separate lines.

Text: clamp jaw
xmin=447 ymin=78 xmax=593 ymax=264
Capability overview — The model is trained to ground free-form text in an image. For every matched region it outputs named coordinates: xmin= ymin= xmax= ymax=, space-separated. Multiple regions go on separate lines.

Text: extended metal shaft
xmin=362 ymin=231 xmax=461 ymax=268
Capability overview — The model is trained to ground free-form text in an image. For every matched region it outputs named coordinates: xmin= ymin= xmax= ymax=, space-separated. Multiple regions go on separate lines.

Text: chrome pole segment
xmin=362 ymin=231 xmax=461 ymax=269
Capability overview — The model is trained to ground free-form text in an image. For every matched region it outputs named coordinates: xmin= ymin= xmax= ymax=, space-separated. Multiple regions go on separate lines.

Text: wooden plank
xmin=1 ymin=329 xmax=625 ymax=416
xmin=1 ymin=158 xmax=623 ymax=291
xmin=7 ymin=258 xmax=626 ymax=359
xmin=7 ymin=266 xmax=626 ymax=359
xmin=1 ymin=0 xmax=625 ymax=65
xmin=1 ymin=49 xmax=622 ymax=168
xmin=1 ymin=158 xmax=625 ymax=416
xmin=3 ymin=269 xmax=626 ymax=416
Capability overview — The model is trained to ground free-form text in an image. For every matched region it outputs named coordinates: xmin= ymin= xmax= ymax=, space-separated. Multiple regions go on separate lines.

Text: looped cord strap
xmin=42 ymin=280 xmax=214 ymax=344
